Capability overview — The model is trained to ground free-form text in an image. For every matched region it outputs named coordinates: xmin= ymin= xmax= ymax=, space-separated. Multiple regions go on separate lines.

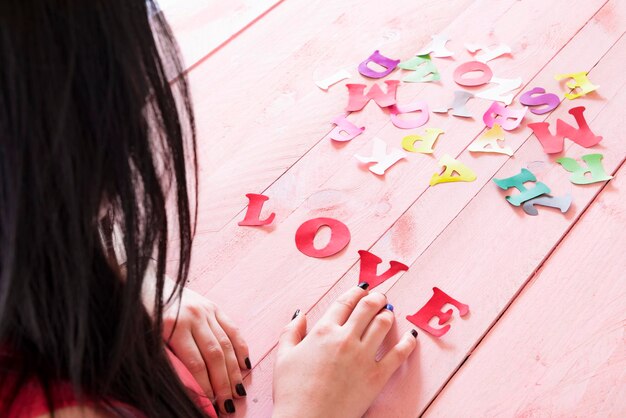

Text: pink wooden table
xmin=164 ymin=0 xmax=626 ymax=416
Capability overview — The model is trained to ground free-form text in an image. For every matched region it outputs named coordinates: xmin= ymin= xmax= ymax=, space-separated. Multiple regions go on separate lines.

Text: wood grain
xmin=424 ymin=162 xmax=626 ymax=417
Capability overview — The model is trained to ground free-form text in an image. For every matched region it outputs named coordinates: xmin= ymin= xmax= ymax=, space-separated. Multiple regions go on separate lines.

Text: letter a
xmin=528 ymin=106 xmax=602 ymax=154
xmin=430 ymin=155 xmax=477 ymax=186
xmin=556 ymin=154 xmax=613 ymax=185
xmin=327 ymin=114 xmax=365 ymax=142
xmin=468 ymin=124 xmax=513 ymax=156
xmin=238 ymin=194 xmax=275 ymax=226
xmin=406 ymin=287 xmax=470 ymax=337
xmin=357 ymin=250 xmax=408 ymax=290
xmin=355 ymin=138 xmax=405 ymax=176
xmin=433 ymin=90 xmax=474 ymax=118
xmin=346 ymin=80 xmax=400 ymax=112
xmin=493 ymin=168 xmax=550 ymax=206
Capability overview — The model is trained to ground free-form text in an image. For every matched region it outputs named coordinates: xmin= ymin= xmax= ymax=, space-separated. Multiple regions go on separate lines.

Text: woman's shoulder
xmin=35 ymin=406 xmax=112 ymax=418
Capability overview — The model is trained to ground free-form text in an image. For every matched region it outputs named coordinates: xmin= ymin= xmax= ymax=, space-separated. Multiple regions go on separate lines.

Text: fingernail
xmin=224 ymin=399 xmax=235 ymax=413
xmin=411 ymin=329 xmax=418 ymax=338
xmin=236 ymin=383 xmax=247 ymax=397
xmin=244 ymin=357 xmax=252 ymax=370
xmin=385 ymin=303 xmax=394 ymax=312
xmin=291 ymin=309 xmax=300 ymax=320
xmin=358 ymin=282 xmax=369 ymax=290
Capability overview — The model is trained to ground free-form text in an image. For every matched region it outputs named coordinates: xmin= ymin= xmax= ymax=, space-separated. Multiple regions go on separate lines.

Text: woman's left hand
xmin=162 ymin=286 xmax=250 ymax=415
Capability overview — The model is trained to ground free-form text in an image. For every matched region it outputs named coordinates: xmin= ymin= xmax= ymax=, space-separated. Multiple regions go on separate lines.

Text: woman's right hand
xmin=272 ymin=284 xmax=418 ymax=418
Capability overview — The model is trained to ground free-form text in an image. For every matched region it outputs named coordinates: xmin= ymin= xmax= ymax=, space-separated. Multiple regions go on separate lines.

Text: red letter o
xmin=295 ymin=217 xmax=351 ymax=258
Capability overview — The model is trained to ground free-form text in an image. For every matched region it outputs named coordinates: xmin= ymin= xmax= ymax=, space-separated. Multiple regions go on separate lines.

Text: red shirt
xmin=0 ymin=349 xmax=217 ymax=418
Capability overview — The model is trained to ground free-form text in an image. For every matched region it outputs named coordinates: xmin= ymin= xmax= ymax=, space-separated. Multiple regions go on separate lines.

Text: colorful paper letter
xmin=238 ymin=194 xmax=275 ymax=226
xmin=389 ymin=100 xmax=429 ymax=129
xmin=519 ymin=87 xmax=560 ymax=115
xmin=433 ymin=90 xmax=474 ymax=118
xmin=406 ymin=287 xmax=469 ymax=337
xmin=556 ymin=154 xmax=613 ymax=185
xmin=346 ymin=80 xmax=400 ymax=111
xmin=468 ymin=124 xmax=513 ymax=156
xmin=475 ymin=77 xmax=522 ymax=105
xmin=465 ymin=43 xmax=511 ymax=63
xmin=295 ymin=217 xmax=351 ymax=258
xmin=399 ymin=55 xmax=441 ymax=83
xmin=527 ymin=106 xmax=602 ymax=154
xmin=493 ymin=168 xmax=551 ymax=206
xmin=402 ymin=128 xmax=444 ymax=154
xmin=328 ymin=114 xmax=365 ymax=142
xmin=453 ymin=61 xmax=493 ymax=87
xmin=357 ymin=250 xmax=409 ymax=290
xmin=358 ymin=50 xmax=400 ymax=79
xmin=430 ymin=155 xmax=477 ymax=186
xmin=555 ymin=71 xmax=599 ymax=99
xmin=483 ymin=102 xmax=527 ymax=131
xmin=315 ymin=69 xmax=351 ymax=91
xmin=522 ymin=194 xmax=572 ymax=216
xmin=416 ymin=34 xmax=454 ymax=58
xmin=355 ymin=137 xmax=405 ymax=176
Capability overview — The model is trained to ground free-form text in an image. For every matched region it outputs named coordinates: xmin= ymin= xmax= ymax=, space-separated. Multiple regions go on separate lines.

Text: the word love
xmin=238 ymin=193 xmax=470 ymax=337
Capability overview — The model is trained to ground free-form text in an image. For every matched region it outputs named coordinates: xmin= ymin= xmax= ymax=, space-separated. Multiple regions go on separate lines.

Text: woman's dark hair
xmin=0 ymin=0 xmax=206 ymax=416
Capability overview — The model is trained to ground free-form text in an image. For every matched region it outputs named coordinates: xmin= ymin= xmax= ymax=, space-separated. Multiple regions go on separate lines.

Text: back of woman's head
xmin=0 ymin=1 xmax=205 ymax=416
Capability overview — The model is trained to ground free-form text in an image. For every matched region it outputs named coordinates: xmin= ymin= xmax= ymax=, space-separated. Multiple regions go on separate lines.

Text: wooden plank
xmin=194 ymin=0 xmax=623 ymax=416
xmin=424 ymin=162 xmax=626 ymax=417
xmin=159 ymin=0 xmax=285 ymax=71
xmin=184 ymin=0 xmax=474 ymax=232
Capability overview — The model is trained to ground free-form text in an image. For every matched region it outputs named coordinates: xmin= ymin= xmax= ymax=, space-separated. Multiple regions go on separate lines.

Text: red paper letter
xmin=453 ymin=61 xmax=493 ymax=87
xmin=238 ymin=194 xmax=275 ymax=226
xmin=357 ymin=250 xmax=408 ymax=290
xmin=527 ymin=106 xmax=602 ymax=154
xmin=346 ymin=80 xmax=400 ymax=111
xmin=406 ymin=287 xmax=469 ymax=337
xmin=295 ymin=217 xmax=351 ymax=258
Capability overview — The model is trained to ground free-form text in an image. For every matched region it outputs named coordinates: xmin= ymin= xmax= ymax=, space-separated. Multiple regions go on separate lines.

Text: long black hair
xmin=0 ymin=0 xmax=206 ymax=416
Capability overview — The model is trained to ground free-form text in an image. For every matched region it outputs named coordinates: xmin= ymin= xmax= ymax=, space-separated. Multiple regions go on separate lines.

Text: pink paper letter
xmin=483 ymin=102 xmax=527 ymax=131
xmin=295 ymin=217 xmax=351 ymax=258
xmin=346 ymin=80 xmax=400 ymax=112
xmin=238 ymin=194 xmax=276 ymax=226
xmin=328 ymin=115 xmax=365 ymax=142
xmin=453 ymin=61 xmax=493 ymax=87
xmin=389 ymin=100 xmax=430 ymax=129
xmin=406 ymin=287 xmax=470 ymax=337
xmin=357 ymin=250 xmax=408 ymax=290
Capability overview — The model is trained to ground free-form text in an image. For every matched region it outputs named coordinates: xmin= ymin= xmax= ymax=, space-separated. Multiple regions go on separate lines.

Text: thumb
xmin=277 ymin=309 xmax=307 ymax=352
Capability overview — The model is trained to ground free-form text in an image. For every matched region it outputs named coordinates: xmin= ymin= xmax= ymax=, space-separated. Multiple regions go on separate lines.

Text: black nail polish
xmin=291 ymin=309 xmax=300 ymax=320
xmin=224 ymin=399 xmax=235 ymax=413
xmin=358 ymin=282 xmax=369 ymax=290
xmin=244 ymin=357 xmax=252 ymax=370
xmin=385 ymin=303 xmax=394 ymax=312
xmin=411 ymin=329 xmax=418 ymax=338
xmin=236 ymin=383 xmax=247 ymax=397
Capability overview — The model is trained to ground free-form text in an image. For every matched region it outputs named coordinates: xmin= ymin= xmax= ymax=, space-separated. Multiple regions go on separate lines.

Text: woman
xmin=0 ymin=1 xmax=417 ymax=417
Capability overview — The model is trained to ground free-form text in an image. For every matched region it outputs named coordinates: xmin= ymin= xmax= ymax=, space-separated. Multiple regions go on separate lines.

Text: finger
xmin=192 ymin=325 xmax=234 ymax=414
xmin=321 ymin=284 xmax=369 ymax=326
xmin=361 ymin=305 xmax=395 ymax=350
xmin=168 ymin=328 xmax=215 ymax=400
xmin=215 ymin=309 xmax=250 ymax=371
xmin=277 ymin=309 xmax=307 ymax=354
xmin=379 ymin=329 xmax=418 ymax=378
xmin=207 ymin=314 xmax=246 ymax=400
xmin=344 ymin=292 xmax=388 ymax=337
